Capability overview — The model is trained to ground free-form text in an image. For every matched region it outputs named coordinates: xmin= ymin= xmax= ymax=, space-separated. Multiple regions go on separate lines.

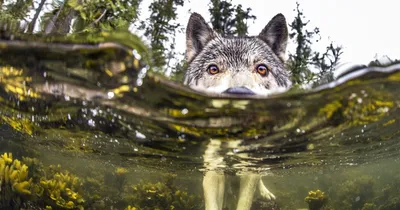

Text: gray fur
xmin=184 ymin=13 xmax=291 ymax=96
xmin=185 ymin=13 xmax=289 ymax=210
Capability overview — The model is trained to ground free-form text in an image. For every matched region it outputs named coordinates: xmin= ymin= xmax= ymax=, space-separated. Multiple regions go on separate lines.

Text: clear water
xmin=0 ymin=33 xmax=399 ymax=210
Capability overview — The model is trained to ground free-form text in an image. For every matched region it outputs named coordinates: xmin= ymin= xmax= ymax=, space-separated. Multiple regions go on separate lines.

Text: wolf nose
xmin=223 ymin=87 xmax=255 ymax=95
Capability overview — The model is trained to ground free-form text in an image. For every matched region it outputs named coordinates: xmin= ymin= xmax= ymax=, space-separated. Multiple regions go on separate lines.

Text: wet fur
xmin=184 ymin=13 xmax=290 ymax=210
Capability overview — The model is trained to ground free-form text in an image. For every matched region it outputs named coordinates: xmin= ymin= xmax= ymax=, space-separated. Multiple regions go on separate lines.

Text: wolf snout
xmin=223 ymin=86 xmax=255 ymax=95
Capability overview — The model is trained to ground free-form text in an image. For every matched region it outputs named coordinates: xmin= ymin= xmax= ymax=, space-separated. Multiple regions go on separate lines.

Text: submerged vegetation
xmin=305 ymin=190 xmax=329 ymax=210
xmin=0 ymin=152 xmax=87 ymax=209
xmin=3 ymin=149 xmax=400 ymax=210
xmin=0 ymin=152 xmax=202 ymax=210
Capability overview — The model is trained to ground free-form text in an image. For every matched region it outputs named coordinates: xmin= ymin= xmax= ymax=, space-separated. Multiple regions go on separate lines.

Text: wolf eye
xmin=256 ymin=64 xmax=270 ymax=76
xmin=207 ymin=65 xmax=220 ymax=75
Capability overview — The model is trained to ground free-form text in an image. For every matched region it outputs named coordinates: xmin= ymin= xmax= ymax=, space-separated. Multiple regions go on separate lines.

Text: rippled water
xmin=0 ymin=33 xmax=400 ymax=210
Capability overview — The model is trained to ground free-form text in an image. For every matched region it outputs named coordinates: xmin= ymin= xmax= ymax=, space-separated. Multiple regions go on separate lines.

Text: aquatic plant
xmin=122 ymin=174 xmax=202 ymax=210
xmin=124 ymin=205 xmax=137 ymax=210
xmin=0 ymin=115 xmax=35 ymax=135
xmin=251 ymin=198 xmax=281 ymax=210
xmin=365 ymin=175 xmax=400 ymax=210
xmin=361 ymin=202 xmax=376 ymax=210
xmin=305 ymin=189 xmax=328 ymax=210
xmin=333 ymin=175 xmax=375 ymax=210
xmin=318 ymin=87 xmax=394 ymax=127
xmin=377 ymin=198 xmax=400 ymax=210
xmin=114 ymin=167 xmax=129 ymax=189
xmin=0 ymin=152 xmax=33 ymax=208
xmin=1 ymin=152 xmax=87 ymax=209
xmin=1 ymin=151 xmax=204 ymax=210
xmin=37 ymin=164 xmax=85 ymax=210
xmin=0 ymin=66 xmax=40 ymax=101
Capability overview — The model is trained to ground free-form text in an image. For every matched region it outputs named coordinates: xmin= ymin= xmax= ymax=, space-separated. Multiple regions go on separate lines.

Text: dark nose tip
xmin=223 ymin=87 xmax=255 ymax=95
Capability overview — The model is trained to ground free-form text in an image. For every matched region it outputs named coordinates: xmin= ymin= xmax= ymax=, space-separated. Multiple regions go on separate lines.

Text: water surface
xmin=0 ymin=34 xmax=399 ymax=210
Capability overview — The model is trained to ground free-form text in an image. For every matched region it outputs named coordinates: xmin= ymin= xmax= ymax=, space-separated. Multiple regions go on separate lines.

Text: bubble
xmin=181 ymin=108 xmax=188 ymax=115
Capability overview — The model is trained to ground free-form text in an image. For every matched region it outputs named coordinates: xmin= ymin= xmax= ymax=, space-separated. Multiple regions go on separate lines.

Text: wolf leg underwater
xmin=184 ymin=12 xmax=291 ymax=210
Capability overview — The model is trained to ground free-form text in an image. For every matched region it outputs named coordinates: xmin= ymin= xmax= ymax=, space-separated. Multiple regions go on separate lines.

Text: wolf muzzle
xmin=223 ymin=86 xmax=255 ymax=95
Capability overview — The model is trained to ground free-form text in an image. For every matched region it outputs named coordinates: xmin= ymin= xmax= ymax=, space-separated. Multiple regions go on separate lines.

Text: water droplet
xmin=135 ymin=130 xmax=146 ymax=139
xmin=107 ymin=92 xmax=115 ymax=99
xmin=355 ymin=196 xmax=360 ymax=202
xmin=132 ymin=49 xmax=142 ymax=60
xmin=88 ymin=119 xmax=95 ymax=127
xmin=90 ymin=109 xmax=98 ymax=116
xmin=181 ymin=108 xmax=188 ymax=115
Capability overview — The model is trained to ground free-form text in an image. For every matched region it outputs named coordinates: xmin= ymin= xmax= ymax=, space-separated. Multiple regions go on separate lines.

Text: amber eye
xmin=256 ymin=64 xmax=270 ymax=76
xmin=207 ymin=65 xmax=220 ymax=75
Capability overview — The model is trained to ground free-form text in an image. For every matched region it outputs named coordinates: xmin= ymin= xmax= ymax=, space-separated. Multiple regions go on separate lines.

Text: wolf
xmin=184 ymin=13 xmax=291 ymax=210
xmin=184 ymin=13 xmax=291 ymax=96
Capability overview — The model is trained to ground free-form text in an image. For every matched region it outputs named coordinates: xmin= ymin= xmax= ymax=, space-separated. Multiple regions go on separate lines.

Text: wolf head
xmin=184 ymin=13 xmax=291 ymax=95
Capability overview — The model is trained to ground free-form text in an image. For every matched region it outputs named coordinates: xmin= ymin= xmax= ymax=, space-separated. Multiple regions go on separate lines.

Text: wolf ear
xmin=258 ymin=14 xmax=288 ymax=61
xmin=186 ymin=13 xmax=215 ymax=62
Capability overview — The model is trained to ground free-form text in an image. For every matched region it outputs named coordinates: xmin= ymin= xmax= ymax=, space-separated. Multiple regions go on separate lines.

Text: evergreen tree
xmin=368 ymin=55 xmax=400 ymax=67
xmin=141 ymin=0 xmax=184 ymax=69
xmin=287 ymin=2 xmax=343 ymax=86
xmin=170 ymin=0 xmax=256 ymax=81
xmin=208 ymin=0 xmax=256 ymax=36
xmin=234 ymin=5 xmax=256 ymax=36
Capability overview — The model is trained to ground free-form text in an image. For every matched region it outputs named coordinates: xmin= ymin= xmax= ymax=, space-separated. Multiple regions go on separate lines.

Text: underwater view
xmin=0 ymin=31 xmax=399 ymax=210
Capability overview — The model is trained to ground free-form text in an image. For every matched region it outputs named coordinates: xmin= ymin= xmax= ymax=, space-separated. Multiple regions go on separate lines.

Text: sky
xmin=138 ymin=0 xmax=400 ymax=75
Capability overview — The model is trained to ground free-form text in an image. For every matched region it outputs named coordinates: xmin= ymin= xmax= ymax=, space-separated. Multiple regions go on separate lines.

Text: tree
xmin=40 ymin=0 xmax=76 ymax=34
xmin=140 ymin=0 xmax=184 ymax=70
xmin=40 ymin=0 xmax=142 ymax=34
xmin=0 ymin=0 xmax=34 ymax=31
xmin=27 ymin=0 xmax=46 ymax=33
xmin=169 ymin=0 xmax=256 ymax=81
xmin=233 ymin=4 xmax=256 ymax=36
xmin=208 ymin=0 xmax=256 ymax=36
xmin=368 ymin=55 xmax=400 ymax=67
xmin=287 ymin=2 xmax=343 ymax=86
